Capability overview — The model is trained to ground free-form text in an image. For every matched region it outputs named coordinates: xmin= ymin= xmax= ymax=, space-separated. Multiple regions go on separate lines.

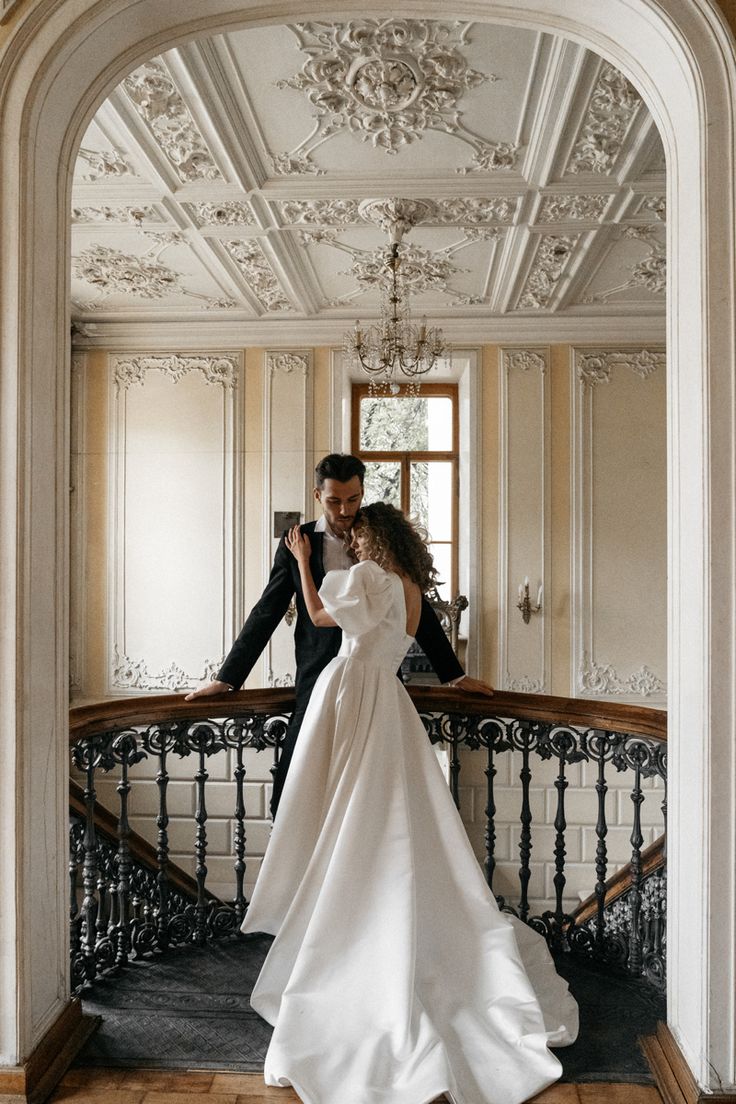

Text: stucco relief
xmin=579 ymin=653 xmax=665 ymax=697
xmin=222 ymin=239 xmax=293 ymax=312
xmin=585 ymin=225 xmax=665 ymax=302
xmin=279 ymin=199 xmax=363 ymax=225
xmin=280 ymin=196 xmax=516 ymax=230
xmin=73 ymin=243 xmax=184 ymax=300
xmin=267 ymin=352 xmax=310 ymax=376
xmin=503 ymin=349 xmax=547 ymax=374
xmin=517 ymin=235 xmax=577 ymax=309
xmin=272 ymin=20 xmax=518 ymax=174
xmin=505 ymin=674 xmax=544 ymax=693
xmin=122 ymin=58 xmax=222 ymax=182
xmin=72 ymin=205 xmax=163 ymax=225
xmin=72 ymin=234 xmax=234 ymax=310
xmin=538 ymin=194 xmax=610 ymax=222
xmin=566 ymin=62 xmax=643 ymax=174
xmin=113 ymin=647 xmax=224 ymax=691
xmin=184 ymin=201 xmax=256 ymax=227
xmin=77 ymin=147 xmax=136 ymax=181
xmin=577 ymin=348 xmax=665 ymax=387
xmin=113 ymin=354 xmax=239 ymax=392
xmin=267 ymin=669 xmax=296 ymax=688
xmin=639 ymin=195 xmax=666 ymax=221
xmin=301 ymin=229 xmax=495 ymax=306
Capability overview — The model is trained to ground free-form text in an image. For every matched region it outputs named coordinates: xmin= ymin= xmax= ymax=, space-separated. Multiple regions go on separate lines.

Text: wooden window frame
xmin=351 ymin=382 xmax=459 ymax=597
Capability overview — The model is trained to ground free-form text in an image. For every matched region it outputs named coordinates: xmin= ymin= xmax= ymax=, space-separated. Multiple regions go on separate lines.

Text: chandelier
xmin=343 ymin=199 xmax=448 ymax=394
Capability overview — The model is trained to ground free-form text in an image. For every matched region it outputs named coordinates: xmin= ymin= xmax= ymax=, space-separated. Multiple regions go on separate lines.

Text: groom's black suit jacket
xmin=217 ymin=520 xmax=464 ymax=700
xmin=217 ymin=521 xmax=464 ymax=814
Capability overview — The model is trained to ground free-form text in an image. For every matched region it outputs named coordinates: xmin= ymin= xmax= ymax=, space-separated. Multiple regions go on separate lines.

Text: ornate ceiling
xmin=71 ymin=19 xmax=666 ymax=345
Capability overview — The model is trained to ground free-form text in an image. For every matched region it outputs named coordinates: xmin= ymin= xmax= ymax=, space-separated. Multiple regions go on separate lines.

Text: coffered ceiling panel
xmin=70 ymin=17 xmax=667 ymax=343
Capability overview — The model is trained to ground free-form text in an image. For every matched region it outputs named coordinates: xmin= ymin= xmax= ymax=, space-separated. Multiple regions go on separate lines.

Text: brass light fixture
xmin=344 ymin=199 xmax=448 ymax=394
xmin=517 ymin=578 xmax=543 ymax=624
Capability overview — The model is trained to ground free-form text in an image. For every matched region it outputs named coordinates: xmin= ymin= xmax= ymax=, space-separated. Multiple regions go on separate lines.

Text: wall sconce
xmin=517 ymin=577 xmax=542 ymax=624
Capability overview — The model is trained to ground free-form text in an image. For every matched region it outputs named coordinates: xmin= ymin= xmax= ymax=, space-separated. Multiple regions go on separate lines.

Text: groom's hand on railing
xmin=447 ymin=675 xmax=494 ymax=696
xmin=184 ymin=680 xmax=234 ymax=701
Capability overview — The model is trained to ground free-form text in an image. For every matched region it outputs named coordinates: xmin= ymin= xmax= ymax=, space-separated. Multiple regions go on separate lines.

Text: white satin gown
xmin=241 ymin=560 xmax=578 ymax=1104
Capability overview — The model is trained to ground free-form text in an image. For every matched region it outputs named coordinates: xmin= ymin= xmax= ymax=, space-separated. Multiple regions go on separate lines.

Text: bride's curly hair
xmin=351 ymin=502 xmax=439 ymax=592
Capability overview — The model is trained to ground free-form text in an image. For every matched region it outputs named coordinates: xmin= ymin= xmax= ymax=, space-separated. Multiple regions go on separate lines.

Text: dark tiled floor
xmin=76 ymin=936 xmax=665 ymax=1083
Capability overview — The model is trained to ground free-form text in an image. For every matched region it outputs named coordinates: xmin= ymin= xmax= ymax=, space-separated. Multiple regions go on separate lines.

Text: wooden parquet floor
xmin=50 ymin=1067 xmax=663 ymax=1104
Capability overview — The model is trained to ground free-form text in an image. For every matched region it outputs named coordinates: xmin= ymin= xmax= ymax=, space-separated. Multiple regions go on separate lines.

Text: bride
xmin=241 ymin=503 xmax=578 ymax=1104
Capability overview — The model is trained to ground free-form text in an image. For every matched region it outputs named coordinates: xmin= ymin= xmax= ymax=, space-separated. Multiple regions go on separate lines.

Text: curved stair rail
xmin=69 ymin=688 xmax=666 ymax=992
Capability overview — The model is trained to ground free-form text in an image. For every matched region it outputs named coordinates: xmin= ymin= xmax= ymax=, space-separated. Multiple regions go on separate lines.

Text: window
xmin=351 ymin=383 xmax=459 ymax=600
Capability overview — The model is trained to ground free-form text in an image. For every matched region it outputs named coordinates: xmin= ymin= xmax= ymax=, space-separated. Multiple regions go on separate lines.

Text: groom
xmin=187 ymin=453 xmax=490 ymax=816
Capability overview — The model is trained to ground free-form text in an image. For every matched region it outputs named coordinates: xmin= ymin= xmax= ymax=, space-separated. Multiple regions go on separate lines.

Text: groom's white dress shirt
xmin=314 ymin=515 xmax=355 ymax=573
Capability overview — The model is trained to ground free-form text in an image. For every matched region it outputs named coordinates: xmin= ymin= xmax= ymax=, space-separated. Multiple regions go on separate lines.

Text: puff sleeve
xmin=319 ymin=561 xmax=396 ymax=637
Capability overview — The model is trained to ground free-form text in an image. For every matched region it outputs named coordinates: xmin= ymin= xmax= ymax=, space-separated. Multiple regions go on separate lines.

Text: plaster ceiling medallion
xmin=584 ymin=225 xmax=665 ymax=302
xmin=302 ymin=223 xmax=495 ymax=307
xmin=566 ymin=62 xmax=642 ymax=174
xmin=184 ymin=201 xmax=256 ymax=227
xmin=122 ymin=58 xmax=223 ymax=182
xmin=72 ymin=205 xmax=166 ymax=226
xmin=358 ymin=197 xmax=435 ymax=238
xmin=517 ymin=235 xmax=577 ymax=309
xmin=345 ymin=243 xmax=459 ymax=299
xmin=272 ymin=20 xmax=518 ymax=174
xmin=221 ymin=239 xmax=294 ymax=312
xmin=72 ymin=233 xmax=236 ymax=310
xmin=537 ymin=194 xmax=610 ymax=222
xmin=77 ymin=147 xmax=137 ymax=181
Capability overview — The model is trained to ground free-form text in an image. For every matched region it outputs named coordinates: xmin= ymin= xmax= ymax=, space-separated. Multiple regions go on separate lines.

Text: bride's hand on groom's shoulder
xmin=285 ymin=524 xmax=311 ymax=564
xmin=184 ymin=680 xmax=233 ymax=701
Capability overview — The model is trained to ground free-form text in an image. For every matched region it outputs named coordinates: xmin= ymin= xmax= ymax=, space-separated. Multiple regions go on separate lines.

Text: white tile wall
xmin=458 ymin=746 xmax=664 ymax=914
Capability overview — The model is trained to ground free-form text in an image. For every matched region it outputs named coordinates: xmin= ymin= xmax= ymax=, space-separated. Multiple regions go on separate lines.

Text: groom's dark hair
xmin=315 ymin=453 xmax=366 ymax=489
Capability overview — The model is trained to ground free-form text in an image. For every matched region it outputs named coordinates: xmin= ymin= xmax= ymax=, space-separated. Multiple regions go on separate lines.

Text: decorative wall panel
xmin=263 ymin=351 xmax=313 ymax=687
xmin=108 ymin=352 xmax=244 ymax=693
xmin=498 ymin=348 xmax=550 ymax=692
xmin=571 ymin=347 xmax=667 ymax=702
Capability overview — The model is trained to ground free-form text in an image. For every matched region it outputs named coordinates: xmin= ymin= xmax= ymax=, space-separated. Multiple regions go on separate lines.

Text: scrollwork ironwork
xmin=70 ymin=703 xmax=666 ymax=994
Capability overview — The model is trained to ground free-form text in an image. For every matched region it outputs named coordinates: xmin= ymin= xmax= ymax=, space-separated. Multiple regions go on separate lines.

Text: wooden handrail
xmin=70 ymin=687 xmax=666 ymax=743
xmin=571 ymin=835 xmax=666 ymax=926
xmin=69 ymin=780 xmax=224 ymax=905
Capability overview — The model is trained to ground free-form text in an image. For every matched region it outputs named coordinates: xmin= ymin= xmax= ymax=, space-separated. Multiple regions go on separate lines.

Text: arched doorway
xmin=1 ymin=0 xmax=735 ymax=1092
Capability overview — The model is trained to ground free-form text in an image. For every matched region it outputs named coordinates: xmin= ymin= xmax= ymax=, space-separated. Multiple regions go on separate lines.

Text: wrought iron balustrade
xmin=69 ymin=688 xmax=666 ymax=993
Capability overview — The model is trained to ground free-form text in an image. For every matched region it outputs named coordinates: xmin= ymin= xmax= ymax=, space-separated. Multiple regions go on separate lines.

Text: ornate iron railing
xmin=69 ymin=688 xmax=666 ymax=993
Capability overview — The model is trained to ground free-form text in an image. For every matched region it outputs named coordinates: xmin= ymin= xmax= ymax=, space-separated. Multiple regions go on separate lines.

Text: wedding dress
xmin=241 ymin=560 xmax=578 ymax=1104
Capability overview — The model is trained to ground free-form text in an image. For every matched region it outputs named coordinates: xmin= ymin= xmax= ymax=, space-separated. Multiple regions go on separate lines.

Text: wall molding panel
xmin=571 ymin=346 xmax=667 ymax=703
xmin=498 ymin=346 xmax=551 ymax=693
xmin=263 ymin=349 xmax=313 ymax=687
xmin=107 ymin=350 xmax=245 ymax=694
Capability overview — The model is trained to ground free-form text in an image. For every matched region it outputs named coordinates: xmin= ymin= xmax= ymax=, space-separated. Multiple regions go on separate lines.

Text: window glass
xmin=410 ymin=461 xmax=453 ymax=541
xmin=359 ymin=396 xmax=453 ymax=452
xmin=428 ymin=543 xmax=452 ymax=601
xmin=363 ymin=461 xmax=402 ymax=508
